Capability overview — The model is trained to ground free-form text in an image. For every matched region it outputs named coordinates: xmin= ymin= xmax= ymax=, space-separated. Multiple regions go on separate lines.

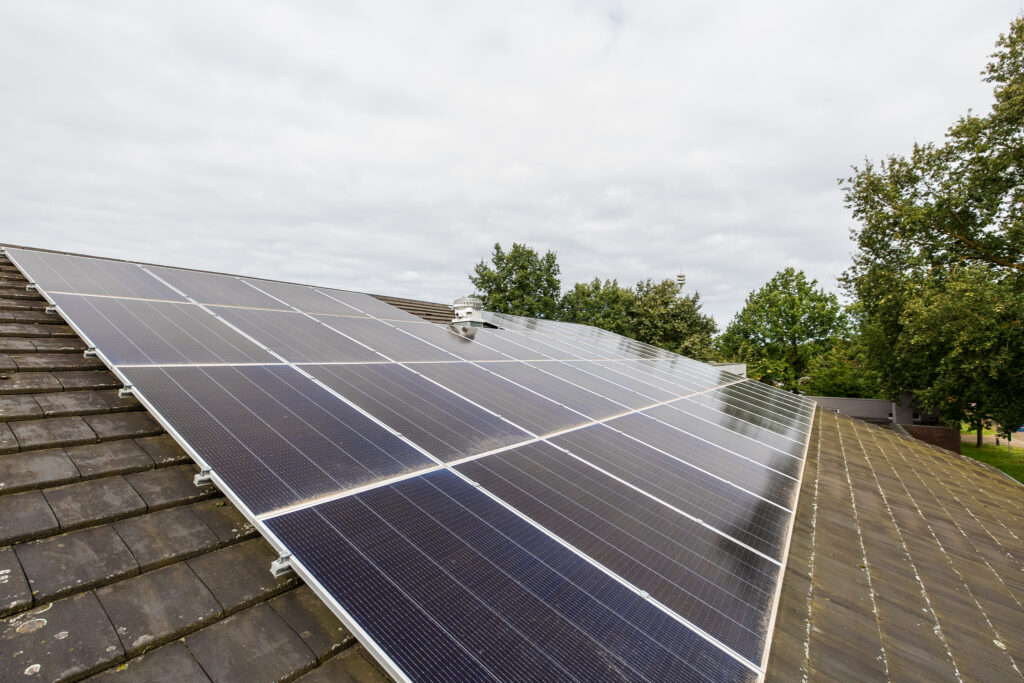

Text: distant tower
xmin=676 ymin=272 xmax=686 ymax=290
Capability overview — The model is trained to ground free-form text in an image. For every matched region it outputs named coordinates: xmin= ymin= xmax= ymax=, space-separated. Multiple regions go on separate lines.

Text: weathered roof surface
xmin=0 ymin=256 xmax=389 ymax=682
xmin=371 ymin=294 xmax=452 ymax=324
xmin=767 ymin=410 xmax=1024 ymax=681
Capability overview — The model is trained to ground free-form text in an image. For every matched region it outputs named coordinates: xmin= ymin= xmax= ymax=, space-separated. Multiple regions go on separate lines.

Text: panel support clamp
xmin=193 ymin=469 xmax=213 ymax=487
xmin=25 ymin=283 xmax=37 ymax=291
xmin=45 ymin=305 xmax=57 ymax=314
xmin=84 ymin=347 xmax=97 ymax=358
xmin=118 ymin=385 xmax=134 ymax=398
xmin=270 ymin=552 xmax=294 ymax=577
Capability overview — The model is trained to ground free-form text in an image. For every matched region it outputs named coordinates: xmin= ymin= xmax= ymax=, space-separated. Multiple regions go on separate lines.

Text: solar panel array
xmin=7 ymin=247 xmax=815 ymax=682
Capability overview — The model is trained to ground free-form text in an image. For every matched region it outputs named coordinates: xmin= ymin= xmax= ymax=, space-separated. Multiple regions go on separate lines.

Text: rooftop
xmin=0 ymin=247 xmax=1021 ymax=682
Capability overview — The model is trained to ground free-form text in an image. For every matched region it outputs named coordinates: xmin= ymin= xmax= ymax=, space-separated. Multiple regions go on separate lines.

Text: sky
xmin=0 ymin=2 xmax=1019 ymax=326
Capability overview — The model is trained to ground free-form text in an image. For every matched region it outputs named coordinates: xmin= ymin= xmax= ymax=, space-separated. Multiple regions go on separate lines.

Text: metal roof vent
xmin=452 ymin=297 xmax=485 ymax=327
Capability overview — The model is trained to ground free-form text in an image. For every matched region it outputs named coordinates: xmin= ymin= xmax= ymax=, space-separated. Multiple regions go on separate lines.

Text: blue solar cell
xmin=456 ymin=442 xmax=781 ymax=661
xmin=305 ymin=363 xmax=531 ymax=461
xmin=7 ymin=249 xmax=186 ymax=300
xmin=120 ymin=364 xmax=433 ymax=515
xmin=147 ymin=266 xmax=287 ymax=308
xmin=266 ymin=470 xmax=756 ymax=682
xmin=49 ymin=294 xmax=276 ymax=365
xmin=210 ymin=307 xmax=383 ymax=363
xmin=551 ymin=424 xmax=792 ymax=560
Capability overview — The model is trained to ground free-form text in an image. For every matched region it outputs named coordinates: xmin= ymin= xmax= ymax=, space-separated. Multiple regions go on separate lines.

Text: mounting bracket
xmin=118 ymin=385 xmax=134 ymax=398
xmin=25 ymin=283 xmax=37 ymax=291
xmin=45 ymin=305 xmax=57 ymax=314
xmin=193 ymin=469 xmax=213 ymax=487
xmin=84 ymin=348 xmax=97 ymax=358
xmin=270 ymin=552 xmax=294 ymax=577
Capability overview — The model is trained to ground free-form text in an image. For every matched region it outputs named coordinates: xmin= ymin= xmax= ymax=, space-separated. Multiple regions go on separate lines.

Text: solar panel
xmin=7 ymin=248 xmax=186 ymax=300
xmin=265 ymin=470 xmax=756 ymax=683
xmin=119 ymin=364 xmax=433 ymax=515
xmin=305 ymin=363 xmax=530 ymax=461
xmin=455 ymin=442 xmax=780 ymax=661
xmin=240 ymin=279 xmax=370 ymax=317
xmin=146 ymin=265 xmax=287 ymax=308
xmin=412 ymin=362 xmax=592 ymax=436
xmin=49 ymin=294 xmax=276 ymax=365
xmin=8 ymin=247 xmax=817 ymax=681
xmin=209 ymin=307 xmax=384 ymax=363
xmin=313 ymin=287 xmax=424 ymax=321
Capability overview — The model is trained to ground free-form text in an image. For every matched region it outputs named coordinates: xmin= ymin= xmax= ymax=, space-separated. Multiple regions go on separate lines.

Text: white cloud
xmin=0 ymin=1 xmax=1017 ymax=324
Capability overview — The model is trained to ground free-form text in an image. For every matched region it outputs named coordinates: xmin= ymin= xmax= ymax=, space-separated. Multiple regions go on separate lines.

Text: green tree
xmin=842 ymin=17 xmax=1024 ymax=276
xmin=558 ymin=278 xmax=635 ymax=337
xmin=841 ymin=16 xmax=1024 ymax=426
xmin=801 ymin=340 xmax=874 ymax=398
xmin=630 ymin=279 xmax=718 ymax=361
xmin=558 ymin=277 xmax=718 ymax=360
xmin=469 ymin=242 xmax=561 ymax=318
xmin=719 ymin=268 xmax=848 ymax=390
xmin=894 ymin=267 xmax=1024 ymax=435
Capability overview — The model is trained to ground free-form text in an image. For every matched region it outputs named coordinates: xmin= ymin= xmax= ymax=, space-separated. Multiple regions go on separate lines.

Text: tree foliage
xmin=841 ymin=16 xmax=1024 ymax=430
xmin=558 ymin=278 xmax=635 ymax=337
xmin=469 ymin=242 xmax=561 ymax=318
xmin=719 ymin=268 xmax=847 ymax=389
xmin=630 ymin=279 xmax=718 ymax=360
xmin=895 ymin=268 xmax=1024 ymax=435
xmin=558 ymin=278 xmax=718 ymax=359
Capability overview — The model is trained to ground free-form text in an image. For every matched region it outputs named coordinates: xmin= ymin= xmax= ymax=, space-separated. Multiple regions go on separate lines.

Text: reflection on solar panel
xmin=7 ymin=246 xmax=815 ymax=682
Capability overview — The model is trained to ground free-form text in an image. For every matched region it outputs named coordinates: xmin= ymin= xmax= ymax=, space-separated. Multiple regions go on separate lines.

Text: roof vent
xmin=452 ymin=297 xmax=485 ymax=327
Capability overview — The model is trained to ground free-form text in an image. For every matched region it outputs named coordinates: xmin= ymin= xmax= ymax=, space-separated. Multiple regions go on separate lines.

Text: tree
xmin=842 ymin=17 xmax=1024 ymax=277
xmin=801 ymin=340 xmax=874 ymax=398
xmin=469 ymin=242 xmax=561 ymax=318
xmin=893 ymin=267 xmax=1024 ymax=435
xmin=559 ymin=277 xmax=718 ymax=360
xmin=558 ymin=278 xmax=635 ymax=337
xmin=630 ymin=279 xmax=718 ymax=361
xmin=719 ymin=268 xmax=848 ymax=390
xmin=841 ymin=16 xmax=1024 ymax=426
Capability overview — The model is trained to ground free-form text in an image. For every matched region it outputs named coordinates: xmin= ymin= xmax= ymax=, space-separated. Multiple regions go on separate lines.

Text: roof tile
xmin=65 ymin=439 xmax=153 ymax=479
xmin=12 ymin=353 xmax=105 ymax=371
xmin=295 ymin=646 xmax=388 ymax=683
xmin=184 ymin=602 xmax=317 ymax=683
xmin=0 ymin=447 xmax=79 ymax=493
xmin=269 ymin=585 xmax=353 ymax=662
xmin=15 ymin=525 xmax=139 ymax=603
xmin=0 ymin=546 xmax=31 ymax=618
xmin=95 ymin=562 xmax=222 ymax=657
xmin=0 ymin=423 xmax=18 ymax=454
xmin=114 ymin=505 xmax=221 ymax=571
xmin=133 ymin=435 xmax=189 ymax=467
xmin=0 ymin=394 xmax=43 ymax=421
xmin=89 ymin=640 xmax=211 ymax=683
xmin=0 ymin=372 xmax=62 ymax=394
xmin=53 ymin=370 xmax=120 ymax=390
xmin=190 ymin=498 xmax=256 ymax=544
xmin=0 ymin=591 xmax=124 ymax=680
xmin=85 ymin=412 xmax=162 ymax=441
xmin=125 ymin=465 xmax=212 ymax=511
xmin=44 ymin=476 xmax=146 ymax=531
xmin=0 ymin=339 xmax=37 ymax=354
xmin=187 ymin=539 xmax=297 ymax=613
xmin=33 ymin=389 xmax=112 ymax=418
xmin=0 ymin=491 xmax=59 ymax=544
xmin=9 ymin=415 xmax=98 ymax=450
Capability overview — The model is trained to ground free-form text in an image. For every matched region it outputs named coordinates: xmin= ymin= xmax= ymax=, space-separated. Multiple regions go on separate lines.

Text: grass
xmin=959 ymin=442 xmax=1024 ymax=485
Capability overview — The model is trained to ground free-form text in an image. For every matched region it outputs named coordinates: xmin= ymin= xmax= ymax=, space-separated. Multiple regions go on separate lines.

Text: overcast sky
xmin=0 ymin=2 xmax=1018 ymax=325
